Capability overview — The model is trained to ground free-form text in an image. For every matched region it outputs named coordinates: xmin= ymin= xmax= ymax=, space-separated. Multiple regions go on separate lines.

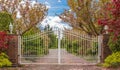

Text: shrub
xmin=109 ymin=36 xmax=120 ymax=53
xmin=86 ymin=42 xmax=98 ymax=55
xmin=0 ymin=53 xmax=12 ymax=67
xmin=66 ymin=40 xmax=81 ymax=55
xmin=103 ymin=52 xmax=120 ymax=67
xmin=48 ymin=33 xmax=58 ymax=49
xmin=23 ymin=38 xmax=49 ymax=56
xmin=0 ymin=31 xmax=11 ymax=52
xmin=23 ymin=27 xmax=49 ymax=56
xmin=0 ymin=31 xmax=12 ymax=67
xmin=0 ymin=11 xmax=13 ymax=31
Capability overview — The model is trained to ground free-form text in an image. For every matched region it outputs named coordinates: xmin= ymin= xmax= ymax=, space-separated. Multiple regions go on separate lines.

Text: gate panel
xmin=20 ymin=30 xmax=59 ymax=64
xmin=60 ymin=30 xmax=99 ymax=64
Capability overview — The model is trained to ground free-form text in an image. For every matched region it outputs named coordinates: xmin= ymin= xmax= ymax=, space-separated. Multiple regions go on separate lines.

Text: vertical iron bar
xmin=18 ymin=35 xmax=21 ymax=64
xmin=98 ymin=35 xmax=102 ymax=63
xmin=58 ymin=28 xmax=61 ymax=64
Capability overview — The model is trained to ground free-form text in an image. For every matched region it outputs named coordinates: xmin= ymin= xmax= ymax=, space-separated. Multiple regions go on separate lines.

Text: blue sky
xmin=38 ymin=0 xmax=69 ymax=16
xmin=37 ymin=0 xmax=71 ymax=30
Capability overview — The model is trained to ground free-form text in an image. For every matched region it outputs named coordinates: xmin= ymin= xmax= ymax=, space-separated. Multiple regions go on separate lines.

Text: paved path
xmin=22 ymin=49 xmax=95 ymax=64
xmin=1 ymin=65 xmax=120 ymax=70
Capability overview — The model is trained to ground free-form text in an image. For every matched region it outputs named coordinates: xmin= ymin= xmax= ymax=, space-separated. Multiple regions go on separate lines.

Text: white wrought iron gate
xmin=19 ymin=28 xmax=101 ymax=65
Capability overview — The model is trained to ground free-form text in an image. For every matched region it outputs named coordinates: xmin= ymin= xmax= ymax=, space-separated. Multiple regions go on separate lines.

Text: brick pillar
xmin=7 ymin=34 xmax=19 ymax=66
xmin=100 ymin=34 xmax=112 ymax=63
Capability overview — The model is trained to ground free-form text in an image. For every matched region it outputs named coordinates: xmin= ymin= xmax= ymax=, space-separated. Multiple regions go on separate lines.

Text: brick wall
xmin=7 ymin=34 xmax=19 ymax=66
xmin=100 ymin=34 xmax=112 ymax=63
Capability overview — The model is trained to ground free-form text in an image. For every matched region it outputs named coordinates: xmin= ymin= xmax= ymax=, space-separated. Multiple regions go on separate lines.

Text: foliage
xmin=108 ymin=36 xmax=120 ymax=53
xmin=65 ymin=39 xmax=98 ymax=56
xmin=86 ymin=42 xmax=98 ymax=55
xmin=0 ymin=31 xmax=11 ymax=52
xmin=22 ymin=26 xmax=49 ymax=57
xmin=48 ymin=33 xmax=58 ymax=49
xmin=44 ymin=25 xmax=58 ymax=49
xmin=98 ymin=1 xmax=120 ymax=65
xmin=23 ymin=26 xmax=41 ymax=36
xmin=98 ymin=0 xmax=120 ymax=67
xmin=98 ymin=0 xmax=120 ymax=40
xmin=23 ymin=37 xmax=49 ymax=56
xmin=23 ymin=28 xmax=50 ymax=56
xmin=103 ymin=52 xmax=120 ymax=67
xmin=66 ymin=40 xmax=80 ymax=55
xmin=0 ymin=12 xmax=13 ymax=31
xmin=59 ymin=0 xmax=109 ymax=36
xmin=0 ymin=0 xmax=48 ymax=35
xmin=0 ymin=53 xmax=12 ymax=67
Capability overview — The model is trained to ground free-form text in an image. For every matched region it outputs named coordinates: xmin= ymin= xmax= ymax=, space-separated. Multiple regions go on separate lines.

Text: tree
xmin=0 ymin=31 xmax=11 ymax=52
xmin=59 ymin=0 xmax=109 ymax=36
xmin=44 ymin=25 xmax=58 ymax=49
xmin=0 ymin=0 xmax=48 ymax=35
xmin=23 ymin=26 xmax=41 ymax=36
xmin=98 ymin=0 xmax=120 ymax=52
xmin=0 ymin=12 xmax=13 ymax=31
xmin=98 ymin=0 xmax=120 ymax=39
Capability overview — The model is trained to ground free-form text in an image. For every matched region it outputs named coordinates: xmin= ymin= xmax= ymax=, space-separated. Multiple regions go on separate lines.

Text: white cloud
xmin=39 ymin=16 xmax=72 ymax=39
xmin=39 ymin=16 xmax=72 ymax=30
xmin=45 ymin=1 xmax=51 ymax=9
xmin=45 ymin=1 xmax=49 ymax=5
xmin=46 ymin=5 xmax=51 ymax=9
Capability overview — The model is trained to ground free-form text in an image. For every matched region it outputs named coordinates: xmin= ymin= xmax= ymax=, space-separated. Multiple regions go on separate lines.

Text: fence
xmin=6 ymin=33 xmax=112 ymax=66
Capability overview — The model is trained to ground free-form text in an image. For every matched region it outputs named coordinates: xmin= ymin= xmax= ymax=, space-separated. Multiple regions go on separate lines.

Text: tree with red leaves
xmin=0 ymin=31 xmax=11 ymax=53
xmin=98 ymin=0 xmax=120 ymax=40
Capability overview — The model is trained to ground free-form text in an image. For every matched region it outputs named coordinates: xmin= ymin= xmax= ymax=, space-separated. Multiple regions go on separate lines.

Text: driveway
xmin=22 ymin=49 xmax=96 ymax=64
xmin=1 ymin=65 xmax=120 ymax=70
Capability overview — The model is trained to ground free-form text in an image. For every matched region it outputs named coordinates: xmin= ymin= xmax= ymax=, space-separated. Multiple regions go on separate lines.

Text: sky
xmin=38 ymin=0 xmax=69 ymax=16
xmin=37 ymin=0 xmax=72 ymax=30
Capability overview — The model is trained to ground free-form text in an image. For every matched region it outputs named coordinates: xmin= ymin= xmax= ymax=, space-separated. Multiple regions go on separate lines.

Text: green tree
xmin=48 ymin=33 xmax=58 ymax=49
xmin=44 ymin=25 xmax=58 ymax=49
xmin=0 ymin=12 xmax=13 ymax=31
xmin=23 ymin=26 xmax=41 ymax=36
